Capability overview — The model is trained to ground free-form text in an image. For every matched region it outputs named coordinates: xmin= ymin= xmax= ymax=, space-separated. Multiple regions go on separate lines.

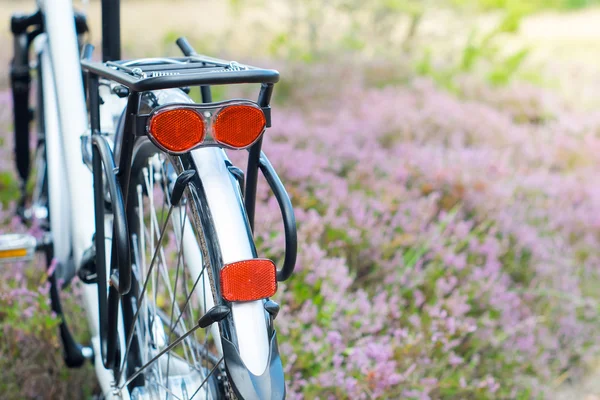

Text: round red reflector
xmin=212 ymin=105 xmax=266 ymax=149
xmin=148 ymin=108 xmax=205 ymax=153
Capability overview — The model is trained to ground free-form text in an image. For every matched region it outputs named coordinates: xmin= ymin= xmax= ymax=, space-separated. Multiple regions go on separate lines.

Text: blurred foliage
xmin=264 ymin=0 xmax=429 ymax=60
xmin=0 ymin=260 xmax=97 ymax=399
xmin=416 ymin=12 xmax=529 ymax=91
xmin=231 ymin=0 xmax=533 ymax=89
xmin=453 ymin=0 xmax=600 ymax=11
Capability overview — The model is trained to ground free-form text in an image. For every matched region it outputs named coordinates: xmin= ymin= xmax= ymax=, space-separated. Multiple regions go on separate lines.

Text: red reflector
xmin=148 ymin=108 xmax=205 ymax=153
xmin=220 ymin=259 xmax=277 ymax=302
xmin=212 ymin=104 xmax=266 ymax=149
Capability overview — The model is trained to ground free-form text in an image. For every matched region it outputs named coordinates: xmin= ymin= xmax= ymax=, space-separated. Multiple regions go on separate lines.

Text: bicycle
xmin=3 ymin=1 xmax=297 ymax=399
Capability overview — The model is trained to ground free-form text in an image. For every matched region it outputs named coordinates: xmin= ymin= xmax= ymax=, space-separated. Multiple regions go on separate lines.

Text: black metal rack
xmin=82 ymin=39 xmax=297 ymax=375
xmin=80 ymin=56 xmax=280 ymax=92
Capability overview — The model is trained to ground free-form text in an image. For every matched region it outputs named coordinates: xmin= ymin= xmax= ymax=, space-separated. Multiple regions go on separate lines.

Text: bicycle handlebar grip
xmin=176 ymin=37 xmax=197 ymax=56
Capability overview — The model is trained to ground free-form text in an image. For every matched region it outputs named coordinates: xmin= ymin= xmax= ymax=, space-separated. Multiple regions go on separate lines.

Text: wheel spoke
xmin=153 ymin=380 xmax=183 ymax=400
xmin=117 ymin=203 xmax=174 ymax=384
xmin=169 ymin=259 xmax=207 ymax=343
xmin=148 ymin=200 xmax=197 ymax=368
xmin=119 ymin=154 xmax=224 ymax=399
xmin=137 ymin=184 xmax=149 ymax=364
xmin=166 ymin=210 xmax=188 ymax=390
xmin=120 ymin=322 xmax=202 ymax=390
xmin=189 ymin=357 xmax=224 ymax=400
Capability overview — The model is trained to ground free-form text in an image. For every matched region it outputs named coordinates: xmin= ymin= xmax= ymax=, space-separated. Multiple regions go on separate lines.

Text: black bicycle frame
xmin=82 ymin=35 xmax=296 ymax=396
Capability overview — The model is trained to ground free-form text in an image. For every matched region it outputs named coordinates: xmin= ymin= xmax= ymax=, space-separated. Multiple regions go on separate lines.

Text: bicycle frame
xmin=81 ymin=55 xmax=288 ymax=398
xmin=12 ymin=0 xmax=296 ymax=397
xmin=35 ymin=0 xmax=121 ymax=393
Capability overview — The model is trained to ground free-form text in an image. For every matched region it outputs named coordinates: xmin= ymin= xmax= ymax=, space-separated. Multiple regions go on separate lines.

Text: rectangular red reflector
xmin=220 ymin=259 xmax=277 ymax=302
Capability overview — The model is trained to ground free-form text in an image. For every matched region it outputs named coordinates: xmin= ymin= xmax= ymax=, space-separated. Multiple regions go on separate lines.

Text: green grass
xmin=0 ymin=171 xmax=20 ymax=206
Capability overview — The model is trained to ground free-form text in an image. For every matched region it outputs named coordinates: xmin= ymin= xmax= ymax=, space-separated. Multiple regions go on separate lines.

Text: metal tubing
xmin=258 ymin=153 xmax=297 ymax=282
xmin=245 ymin=83 xmax=274 ymax=230
xmin=11 ymin=33 xmax=32 ymax=197
xmin=92 ymin=135 xmax=130 ymax=295
xmin=81 ymin=59 xmax=280 ymax=91
xmin=101 ymin=0 xmax=121 ymax=61
xmin=92 ymin=143 xmax=112 ymax=368
xmin=118 ymin=93 xmax=140 ymax=208
xmin=201 ymin=86 xmax=212 ymax=103
xmin=88 ymin=74 xmax=100 ymax=134
xmin=244 ymin=136 xmax=262 ymax=232
xmin=92 ymin=134 xmax=131 ymax=371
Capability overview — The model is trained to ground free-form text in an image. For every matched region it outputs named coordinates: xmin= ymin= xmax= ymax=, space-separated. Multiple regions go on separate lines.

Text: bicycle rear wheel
xmin=119 ymin=137 xmax=231 ymax=399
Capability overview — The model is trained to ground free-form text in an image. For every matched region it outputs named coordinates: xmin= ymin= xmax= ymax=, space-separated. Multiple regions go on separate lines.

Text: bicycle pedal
xmin=0 ymin=233 xmax=37 ymax=263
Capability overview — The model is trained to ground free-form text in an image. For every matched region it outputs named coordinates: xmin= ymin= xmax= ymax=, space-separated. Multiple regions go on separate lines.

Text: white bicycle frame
xmin=36 ymin=0 xmax=271 ymax=396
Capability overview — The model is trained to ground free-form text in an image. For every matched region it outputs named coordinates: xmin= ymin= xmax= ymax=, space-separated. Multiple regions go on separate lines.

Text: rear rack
xmin=81 ymin=55 xmax=279 ymax=92
xmin=82 ymin=39 xmax=296 ymax=375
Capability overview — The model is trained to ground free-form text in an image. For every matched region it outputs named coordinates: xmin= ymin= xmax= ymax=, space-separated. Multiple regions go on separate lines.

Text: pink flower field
xmin=247 ymin=68 xmax=600 ymax=399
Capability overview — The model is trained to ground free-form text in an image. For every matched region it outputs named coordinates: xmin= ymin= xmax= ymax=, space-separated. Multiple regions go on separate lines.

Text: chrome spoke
xmin=189 ymin=357 xmax=224 ymax=400
xmin=119 ymin=154 xmax=222 ymax=399
xmin=117 ymin=204 xmax=174 ymax=384
xmin=137 ymin=184 xmax=149 ymax=365
xmin=166 ymin=210 xmax=188 ymax=390
xmin=153 ymin=380 xmax=183 ymax=400
xmin=169 ymin=260 xmax=207 ymax=341
xmin=120 ymin=322 xmax=202 ymax=390
xmin=148 ymin=201 xmax=197 ymax=367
